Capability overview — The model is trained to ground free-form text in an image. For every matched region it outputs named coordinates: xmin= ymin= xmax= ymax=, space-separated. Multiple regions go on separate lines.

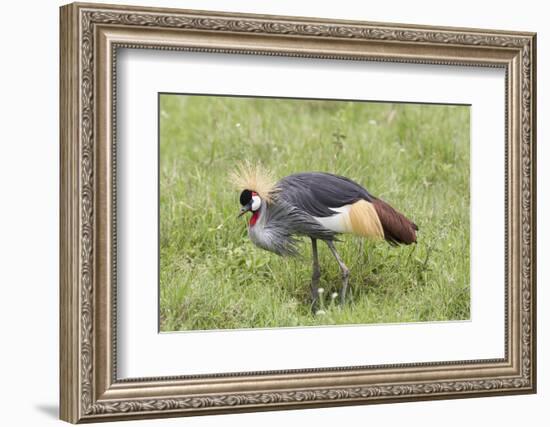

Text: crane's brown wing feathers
xmin=372 ymin=198 xmax=418 ymax=245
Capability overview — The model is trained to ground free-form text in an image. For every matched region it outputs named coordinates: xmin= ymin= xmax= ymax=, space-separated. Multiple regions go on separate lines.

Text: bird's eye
xmin=239 ymin=189 xmax=252 ymax=206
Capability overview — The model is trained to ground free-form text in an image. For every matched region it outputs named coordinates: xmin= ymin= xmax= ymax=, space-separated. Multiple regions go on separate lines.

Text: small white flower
xmin=331 ymin=292 xmax=338 ymax=300
xmin=318 ymin=288 xmax=325 ymax=294
xmin=315 ymin=310 xmax=326 ymax=316
xmin=235 ymin=122 xmax=241 ymax=128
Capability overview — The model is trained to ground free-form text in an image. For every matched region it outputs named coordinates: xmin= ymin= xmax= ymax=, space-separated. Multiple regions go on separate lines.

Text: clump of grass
xmin=159 ymin=95 xmax=470 ymax=331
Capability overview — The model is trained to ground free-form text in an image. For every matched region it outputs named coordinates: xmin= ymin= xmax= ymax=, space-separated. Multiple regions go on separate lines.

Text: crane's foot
xmin=339 ymin=268 xmax=350 ymax=305
xmin=310 ymin=280 xmax=321 ymax=314
xmin=326 ymin=240 xmax=350 ymax=305
xmin=310 ymin=238 xmax=321 ymax=313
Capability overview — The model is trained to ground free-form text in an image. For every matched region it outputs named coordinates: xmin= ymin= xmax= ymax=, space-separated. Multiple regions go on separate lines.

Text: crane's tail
xmin=346 ymin=198 xmax=418 ymax=245
xmin=371 ymin=198 xmax=418 ymax=245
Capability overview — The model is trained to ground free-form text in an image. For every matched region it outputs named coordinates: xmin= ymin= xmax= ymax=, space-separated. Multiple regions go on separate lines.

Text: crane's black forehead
xmin=239 ymin=189 xmax=253 ymax=205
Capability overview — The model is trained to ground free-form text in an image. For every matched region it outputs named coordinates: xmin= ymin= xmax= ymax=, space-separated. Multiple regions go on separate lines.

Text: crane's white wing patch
xmin=313 ymin=205 xmax=353 ymax=233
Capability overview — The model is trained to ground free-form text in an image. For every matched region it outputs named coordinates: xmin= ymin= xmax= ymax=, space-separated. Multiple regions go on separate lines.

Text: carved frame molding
xmin=60 ymin=2 xmax=536 ymax=423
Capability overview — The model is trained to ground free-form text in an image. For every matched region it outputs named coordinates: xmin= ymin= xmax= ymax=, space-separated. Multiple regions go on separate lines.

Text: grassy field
xmin=159 ymin=94 xmax=470 ymax=331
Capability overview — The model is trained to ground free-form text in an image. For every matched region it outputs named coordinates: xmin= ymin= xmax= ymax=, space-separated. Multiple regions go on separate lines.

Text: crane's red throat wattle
xmin=249 ymin=210 xmax=260 ymax=226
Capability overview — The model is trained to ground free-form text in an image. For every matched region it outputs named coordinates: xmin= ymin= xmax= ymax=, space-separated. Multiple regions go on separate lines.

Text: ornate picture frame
xmin=60 ymin=2 xmax=536 ymax=423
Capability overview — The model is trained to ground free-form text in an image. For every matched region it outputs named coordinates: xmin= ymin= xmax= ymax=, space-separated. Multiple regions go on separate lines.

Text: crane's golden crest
xmin=230 ymin=161 xmax=278 ymax=202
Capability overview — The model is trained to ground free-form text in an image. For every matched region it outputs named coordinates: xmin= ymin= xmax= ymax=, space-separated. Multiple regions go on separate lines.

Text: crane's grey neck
xmin=243 ymin=187 xmax=338 ymax=257
xmin=247 ymin=201 xmax=275 ymax=251
xmin=249 ymin=200 xmax=267 ymax=228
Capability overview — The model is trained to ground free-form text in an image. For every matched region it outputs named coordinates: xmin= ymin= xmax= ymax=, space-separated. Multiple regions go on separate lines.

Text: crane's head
xmin=230 ymin=161 xmax=277 ymax=218
xmin=238 ymin=189 xmax=262 ymax=217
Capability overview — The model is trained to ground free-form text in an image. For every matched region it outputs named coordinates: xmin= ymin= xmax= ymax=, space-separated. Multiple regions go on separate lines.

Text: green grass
xmin=159 ymin=94 xmax=470 ymax=331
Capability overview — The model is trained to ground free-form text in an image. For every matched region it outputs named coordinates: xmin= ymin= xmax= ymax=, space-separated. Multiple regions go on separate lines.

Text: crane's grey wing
xmin=260 ymin=199 xmax=336 ymax=256
xmin=276 ymin=172 xmax=374 ymax=217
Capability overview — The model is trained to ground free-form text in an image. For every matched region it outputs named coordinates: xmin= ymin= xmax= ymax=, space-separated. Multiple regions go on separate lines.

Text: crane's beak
xmin=238 ymin=201 xmax=253 ymax=218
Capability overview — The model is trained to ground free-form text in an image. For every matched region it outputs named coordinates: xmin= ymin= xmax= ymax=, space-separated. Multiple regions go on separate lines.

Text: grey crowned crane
xmin=233 ymin=164 xmax=418 ymax=307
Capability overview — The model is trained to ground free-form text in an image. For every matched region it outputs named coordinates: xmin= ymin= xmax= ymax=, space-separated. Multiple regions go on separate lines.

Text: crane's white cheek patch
xmin=251 ymin=195 xmax=261 ymax=211
xmin=314 ymin=205 xmax=352 ymax=233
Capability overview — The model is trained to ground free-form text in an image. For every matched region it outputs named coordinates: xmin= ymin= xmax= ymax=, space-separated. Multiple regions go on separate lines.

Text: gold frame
xmin=60 ymin=2 xmax=537 ymax=423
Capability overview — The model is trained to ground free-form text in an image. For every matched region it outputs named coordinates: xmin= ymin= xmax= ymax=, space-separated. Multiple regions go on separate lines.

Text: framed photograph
xmin=60 ymin=2 xmax=536 ymax=423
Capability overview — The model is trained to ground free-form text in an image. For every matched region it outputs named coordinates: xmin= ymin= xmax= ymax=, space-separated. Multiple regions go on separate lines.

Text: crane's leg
xmin=326 ymin=240 xmax=350 ymax=305
xmin=310 ymin=238 xmax=321 ymax=311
